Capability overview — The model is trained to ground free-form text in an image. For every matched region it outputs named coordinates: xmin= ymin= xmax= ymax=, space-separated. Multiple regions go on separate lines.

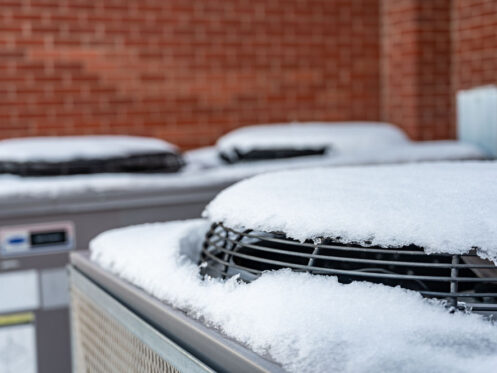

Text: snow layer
xmin=341 ymin=140 xmax=485 ymax=164
xmin=0 ymin=136 xmax=177 ymax=162
xmin=217 ymin=122 xmax=408 ymax=160
xmin=183 ymin=146 xmax=223 ymax=170
xmin=205 ymin=161 xmax=497 ymax=261
xmin=0 ymin=141 xmax=484 ymax=201
xmin=90 ymin=220 xmax=497 ymax=373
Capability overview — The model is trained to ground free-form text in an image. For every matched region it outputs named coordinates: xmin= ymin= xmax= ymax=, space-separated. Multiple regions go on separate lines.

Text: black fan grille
xmin=201 ymin=223 xmax=497 ymax=312
xmin=0 ymin=152 xmax=184 ymax=176
xmin=219 ymin=147 xmax=327 ymax=163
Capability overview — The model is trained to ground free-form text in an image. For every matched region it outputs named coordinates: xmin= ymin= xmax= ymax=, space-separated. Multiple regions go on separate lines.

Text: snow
xmin=193 ymin=140 xmax=484 ymax=169
xmin=0 ymin=141 xmax=485 ymax=201
xmin=340 ymin=140 xmax=485 ymax=164
xmin=90 ymin=220 xmax=497 ymax=373
xmin=205 ymin=161 xmax=497 ymax=262
xmin=183 ymin=146 xmax=223 ymax=170
xmin=0 ymin=136 xmax=177 ymax=162
xmin=217 ymin=122 xmax=409 ymax=161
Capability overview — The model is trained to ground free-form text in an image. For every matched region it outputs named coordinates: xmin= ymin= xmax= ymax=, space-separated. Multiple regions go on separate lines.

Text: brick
xmin=6 ymin=0 xmax=494 ymax=148
xmin=381 ymin=0 xmax=453 ymax=140
xmin=0 ymin=49 xmax=25 ymax=59
xmin=453 ymin=0 xmax=497 ymax=90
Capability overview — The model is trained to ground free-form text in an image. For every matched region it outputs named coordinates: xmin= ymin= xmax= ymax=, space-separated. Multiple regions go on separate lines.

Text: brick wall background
xmin=381 ymin=0 xmax=453 ymax=140
xmin=0 ymin=0 xmax=496 ymax=149
xmin=0 ymin=0 xmax=380 ymax=149
xmin=453 ymin=0 xmax=497 ymax=92
xmin=381 ymin=0 xmax=422 ymax=139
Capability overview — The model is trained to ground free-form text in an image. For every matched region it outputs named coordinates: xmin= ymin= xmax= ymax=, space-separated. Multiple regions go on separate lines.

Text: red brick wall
xmin=381 ymin=0 xmax=453 ymax=140
xmin=0 ymin=0 xmax=380 ymax=149
xmin=453 ymin=0 xmax=497 ymax=91
xmin=381 ymin=0 xmax=419 ymax=139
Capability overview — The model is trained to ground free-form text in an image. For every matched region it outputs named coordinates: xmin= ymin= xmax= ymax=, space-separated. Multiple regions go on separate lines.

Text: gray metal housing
xmin=70 ymin=251 xmax=284 ymax=373
xmin=0 ymin=181 xmax=232 ymax=373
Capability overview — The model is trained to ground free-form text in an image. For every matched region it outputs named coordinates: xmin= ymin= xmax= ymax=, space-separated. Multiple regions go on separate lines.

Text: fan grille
xmin=219 ymin=147 xmax=327 ymax=163
xmin=0 ymin=152 xmax=184 ymax=176
xmin=201 ymin=223 xmax=497 ymax=312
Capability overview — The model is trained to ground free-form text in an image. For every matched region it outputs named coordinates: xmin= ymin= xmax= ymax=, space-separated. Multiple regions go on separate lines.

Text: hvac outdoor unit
xmin=215 ymin=122 xmax=409 ymax=163
xmin=0 ymin=180 xmax=235 ymax=373
xmin=69 ymin=252 xmax=284 ymax=373
xmin=199 ymin=162 xmax=497 ymax=319
xmin=1 ymin=131 xmax=486 ymax=373
xmin=0 ymin=136 xmax=228 ymax=373
xmin=457 ymin=85 xmax=497 ymax=157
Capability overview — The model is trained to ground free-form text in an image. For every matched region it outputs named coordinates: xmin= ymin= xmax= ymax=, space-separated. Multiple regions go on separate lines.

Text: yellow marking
xmin=0 ymin=312 xmax=35 ymax=326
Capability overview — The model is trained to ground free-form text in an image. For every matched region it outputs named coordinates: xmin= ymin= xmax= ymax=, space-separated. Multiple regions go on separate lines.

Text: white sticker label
xmin=0 ymin=323 xmax=37 ymax=373
xmin=0 ymin=270 xmax=39 ymax=313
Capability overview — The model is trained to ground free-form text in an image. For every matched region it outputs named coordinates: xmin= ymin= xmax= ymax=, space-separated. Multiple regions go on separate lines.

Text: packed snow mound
xmin=217 ymin=122 xmax=409 ymax=160
xmin=205 ymin=162 xmax=497 ymax=261
xmin=90 ymin=220 xmax=497 ymax=373
xmin=0 ymin=136 xmax=178 ymax=162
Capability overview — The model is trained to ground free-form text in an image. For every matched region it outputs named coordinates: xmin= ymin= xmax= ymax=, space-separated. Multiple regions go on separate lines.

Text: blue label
xmin=7 ymin=236 xmax=26 ymax=245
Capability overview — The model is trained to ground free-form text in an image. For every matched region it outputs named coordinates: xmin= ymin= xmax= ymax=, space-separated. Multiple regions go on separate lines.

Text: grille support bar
xmin=450 ymin=256 xmax=459 ymax=309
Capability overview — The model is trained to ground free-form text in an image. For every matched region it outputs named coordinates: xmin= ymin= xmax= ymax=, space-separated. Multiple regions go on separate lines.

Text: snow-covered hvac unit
xmin=216 ymin=122 xmax=409 ymax=163
xmin=70 ymin=163 xmax=497 ymax=373
xmin=201 ymin=164 xmax=497 ymax=317
xmin=69 ymin=252 xmax=284 ymax=373
xmin=457 ymin=85 xmax=497 ymax=157
xmin=0 ymin=136 xmax=211 ymax=373
xmin=2 ymin=131 xmax=487 ymax=373
xmin=0 ymin=136 xmax=183 ymax=176
xmin=187 ymin=121 xmax=485 ymax=170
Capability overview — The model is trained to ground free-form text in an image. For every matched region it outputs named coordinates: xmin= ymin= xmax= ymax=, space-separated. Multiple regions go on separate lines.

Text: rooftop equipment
xmin=216 ymin=122 xmax=409 ymax=163
xmin=0 ymin=136 xmax=208 ymax=373
xmin=69 ymin=252 xmax=285 ymax=373
xmin=201 ymin=164 xmax=497 ymax=317
xmin=0 ymin=136 xmax=183 ymax=176
xmin=457 ymin=85 xmax=497 ymax=157
xmin=71 ymin=159 xmax=497 ymax=372
xmin=0 ymin=130 xmax=490 ymax=373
